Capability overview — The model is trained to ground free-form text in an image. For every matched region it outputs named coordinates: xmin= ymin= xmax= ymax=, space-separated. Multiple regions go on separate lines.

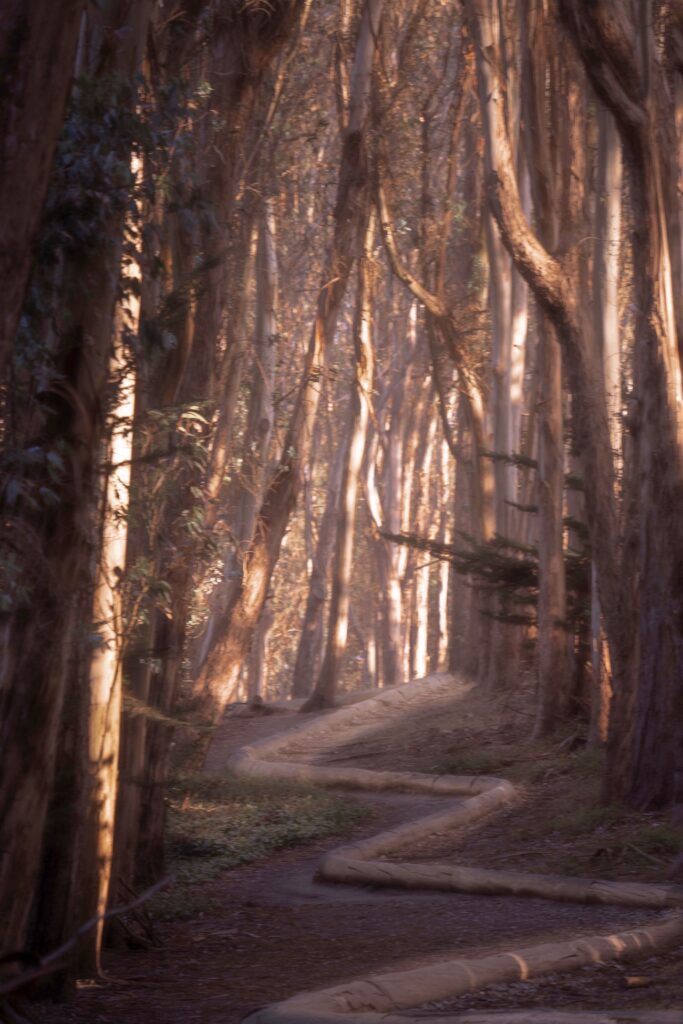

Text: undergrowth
xmin=150 ymin=772 xmax=368 ymax=920
xmin=437 ymin=737 xmax=682 ymax=880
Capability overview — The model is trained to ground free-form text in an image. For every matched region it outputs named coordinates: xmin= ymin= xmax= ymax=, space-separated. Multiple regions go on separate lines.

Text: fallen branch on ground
xmin=0 ymin=875 xmax=174 ymax=998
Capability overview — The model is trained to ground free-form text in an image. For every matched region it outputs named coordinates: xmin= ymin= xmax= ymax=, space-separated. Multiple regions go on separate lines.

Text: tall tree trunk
xmin=303 ymin=212 xmax=376 ymax=711
xmin=79 ymin=328 xmax=136 ymax=973
xmin=589 ymin=105 xmax=622 ymax=747
xmin=534 ymin=315 xmax=569 ymax=734
xmin=291 ymin=422 xmax=347 ymax=698
xmin=196 ymin=205 xmax=276 ymax=673
xmin=448 ymin=400 xmax=480 ymax=676
xmin=411 ymin=406 xmax=437 ymax=680
xmin=0 ymin=0 xmax=152 ymax=955
xmin=470 ymin=0 xmax=617 ymax=727
xmin=485 ymin=214 xmax=517 ymax=690
xmin=519 ymin=4 xmax=570 ymax=734
xmin=0 ymin=0 xmax=85 ymax=372
xmin=110 ymin=179 xmax=169 ymax=901
xmin=561 ymin=1 xmax=683 ymax=806
xmin=435 ymin=434 xmax=452 ymax=671
xmin=247 ymin=599 xmax=274 ymax=701
xmin=194 ymin=0 xmax=384 ymax=717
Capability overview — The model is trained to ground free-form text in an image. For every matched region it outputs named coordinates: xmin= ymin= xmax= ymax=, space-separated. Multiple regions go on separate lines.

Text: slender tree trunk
xmin=248 ymin=599 xmax=274 ymax=701
xmin=436 ymin=435 xmax=452 ymax=670
xmin=534 ymin=316 xmax=569 ymax=734
xmin=589 ymin=105 xmax=622 ymax=747
xmin=291 ymin=422 xmax=347 ymax=697
xmin=518 ymin=0 xmax=570 ymax=735
xmin=79 ymin=330 xmax=136 ymax=973
xmin=449 ymin=400 xmax=480 ymax=676
xmin=365 ymin=423 xmax=404 ymax=689
xmin=111 ymin=196 xmax=166 ymax=900
xmin=485 ymin=214 xmax=518 ymax=690
xmin=303 ymin=212 xmax=376 ymax=710
xmin=411 ymin=407 xmax=437 ymax=680
xmin=196 ymin=207 xmax=275 ymax=672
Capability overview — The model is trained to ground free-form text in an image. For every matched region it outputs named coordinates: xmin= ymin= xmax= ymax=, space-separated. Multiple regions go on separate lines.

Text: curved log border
xmin=226 ymin=674 xmax=683 ymax=1023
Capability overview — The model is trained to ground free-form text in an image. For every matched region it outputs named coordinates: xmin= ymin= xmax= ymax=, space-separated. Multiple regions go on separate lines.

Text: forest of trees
xmin=1 ymin=0 xmax=682 ymax=1000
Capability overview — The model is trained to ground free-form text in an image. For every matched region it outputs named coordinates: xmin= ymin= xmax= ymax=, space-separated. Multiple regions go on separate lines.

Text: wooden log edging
xmin=227 ymin=674 xmax=683 ymax=1023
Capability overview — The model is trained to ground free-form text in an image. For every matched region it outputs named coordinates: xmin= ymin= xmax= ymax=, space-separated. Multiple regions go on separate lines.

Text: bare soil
xmin=33 ymin=681 xmax=683 ymax=1023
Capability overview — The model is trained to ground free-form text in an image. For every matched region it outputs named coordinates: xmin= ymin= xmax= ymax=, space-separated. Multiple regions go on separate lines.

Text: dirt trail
xmin=36 ymin=677 xmax=683 ymax=1023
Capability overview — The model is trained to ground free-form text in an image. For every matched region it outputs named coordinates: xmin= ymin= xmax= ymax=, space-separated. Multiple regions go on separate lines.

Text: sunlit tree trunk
xmin=0 ymin=0 xmax=152 ymax=955
xmin=131 ymin=2 xmax=309 ymax=876
xmin=248 ymin=599 xmax=274 ymax=701
xmin=435 ymin=434 xmax=452 ymax=670
xmin=411 ymin=405 xmax=437 ymax=679
xmin=303 ymin=212 xmax=376 ymax=710
xmin=589 ymin=106 xmax=622 ymax=747
xmin=79 ymin=326 xmax=136 ymax=973
xmin=291 ymin=422 xmax=347 ymax=698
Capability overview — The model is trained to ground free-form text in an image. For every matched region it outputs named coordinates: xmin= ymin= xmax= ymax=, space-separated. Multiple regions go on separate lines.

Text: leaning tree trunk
xmin=194 ymin=0 xmax=384 ymax=717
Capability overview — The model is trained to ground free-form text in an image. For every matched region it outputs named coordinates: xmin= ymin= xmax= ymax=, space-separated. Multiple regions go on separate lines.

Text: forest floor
xmin=34 ymin=677 xmax=683 ymax=1023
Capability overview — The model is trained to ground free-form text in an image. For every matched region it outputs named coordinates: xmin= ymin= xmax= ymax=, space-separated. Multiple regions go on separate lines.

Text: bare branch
xmin=0 ymin=876 xmax=174 ymax=998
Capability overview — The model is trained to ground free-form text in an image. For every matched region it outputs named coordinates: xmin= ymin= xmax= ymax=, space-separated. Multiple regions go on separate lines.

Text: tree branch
xmin=0 ymin=876 xmax=174 ymax=997
xmin=467 ymin=0 xmax=568 ymax=321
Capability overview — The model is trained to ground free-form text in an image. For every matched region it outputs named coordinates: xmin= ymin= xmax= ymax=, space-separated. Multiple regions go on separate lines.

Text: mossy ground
xmin=316 ymin=680 xmax=682 ymax=881
xmin=433 ymin=734 xmax=682 ymax=881
xmin=150 ymin=772 xmax=368 ymax=920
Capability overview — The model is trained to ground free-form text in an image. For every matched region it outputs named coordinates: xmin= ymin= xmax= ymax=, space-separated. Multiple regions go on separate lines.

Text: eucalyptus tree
xmin=0 ymin=0 xmax=85 ymax=371
xmin=195 ymin=0 xmax=384 ymax=715
xmin=0 ymin=0 xmax=154 ymax=959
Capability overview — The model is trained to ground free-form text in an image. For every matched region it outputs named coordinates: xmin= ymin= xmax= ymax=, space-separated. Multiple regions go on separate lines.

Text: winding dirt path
xmin=35 ymin=674 xmax=683 ymax=1024
xmin=224 ymin=675 xmax=683 ymax=1024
